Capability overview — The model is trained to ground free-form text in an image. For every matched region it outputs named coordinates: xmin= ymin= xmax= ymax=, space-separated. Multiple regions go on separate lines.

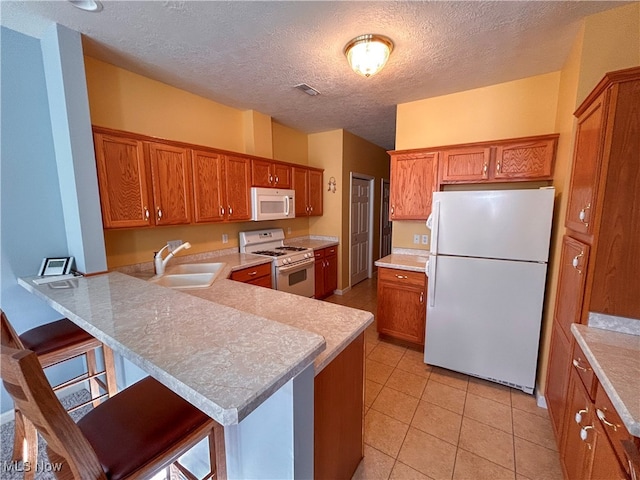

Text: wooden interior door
xmin=93 ymin=132 xmax=151 ymax=228
xmin=380 ymin=179 xmax=392 ymax=258
xmin=191 ymin=149 xmax=225 ymax=223
xmin=351 ymin=177 xmax=370 ymax=286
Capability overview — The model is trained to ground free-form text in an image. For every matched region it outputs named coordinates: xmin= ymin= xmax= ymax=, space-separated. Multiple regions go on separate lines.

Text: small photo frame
xmin=38 ymin=257 xmax=74 ymax=277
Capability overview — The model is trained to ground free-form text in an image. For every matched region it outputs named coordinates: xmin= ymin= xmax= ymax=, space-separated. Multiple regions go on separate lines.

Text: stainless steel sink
xmin=148 ymin=263 xmax=225 ymax=289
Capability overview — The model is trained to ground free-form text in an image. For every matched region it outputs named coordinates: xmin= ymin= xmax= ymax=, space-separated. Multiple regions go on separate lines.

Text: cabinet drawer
xmin=379 ymin=268 xmax=425 ymax=288
xmin=595 ymin=384 xmax=634 ymax=473
xmin=314 ymin=249 xmax=325 ymax=260
xmin=324 ymin=246 xmax=337 ymax=256
xmin=571 ymin=342 xmax=597 ymax=401
xmin=230 ymin=262 xmax=271 ymax=283
xmin=246 ymin=274 xmax=272 ymax=289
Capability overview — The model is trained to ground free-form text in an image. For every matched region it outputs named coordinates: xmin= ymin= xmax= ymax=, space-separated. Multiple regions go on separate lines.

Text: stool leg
xmin=102 ymin=345 xmax=118 ymax=397
xmin=12 ymin=409 xmax=26 ymax=461
xmin=86 ymin=349 xmax=102 ymax=408
xmin=19 ymin=413 xmax=38 ymax=480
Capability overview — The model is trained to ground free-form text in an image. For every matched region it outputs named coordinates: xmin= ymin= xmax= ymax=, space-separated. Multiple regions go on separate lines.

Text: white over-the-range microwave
xmin=251 ymin=187 xmax=295 ymax=221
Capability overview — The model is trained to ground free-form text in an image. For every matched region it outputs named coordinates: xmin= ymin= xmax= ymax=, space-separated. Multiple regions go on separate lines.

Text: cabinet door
xmin=251 ymin=159 xmax=273 ymax=187
xmin=191 ymin=149 xmax=225 ymax=223
xmin=390 ymin=152 xmax=437 ymax=220
xmin=588 ymin=421 xmax=627 ymax=480
xmin=314 ymin=249 xmax=326 ymax=298
xmin=546 ymin=323 xmax=572 ymax=441
xmin=554 ymin=236 xmax=590 ymax=341
xmin=562 ymin=369 xmax=593 ymax=480
xmin=308 ymin=169 xmax=323 ymax=216
xmin=224 ymin=155 xmax=252 ymax=221
xmin=148 ymin=142 xmax=192 ymax=226
xmin=93 ymin=132 xmax=151 ymax=228
xmin=377 ymin=268 xmax=426 ymax=344
xmin=566 ymin=90 xmax=608 ymax=235
xmin=272 ymin=163 xmax=292 ymax=189
xmin=324 ymin=249 xmax=338 ymax=295
xmin=440 ymin=147 xmax=491 ymax=183
xmin=293 ymin=167 xmax=309 ymax=216
xmin=494 ymin=138 xmax=556 ymax=181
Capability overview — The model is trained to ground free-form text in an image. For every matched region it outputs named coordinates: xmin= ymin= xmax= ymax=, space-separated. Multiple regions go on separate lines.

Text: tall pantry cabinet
xmin=545 ymin=66 xmax=640 ymax=471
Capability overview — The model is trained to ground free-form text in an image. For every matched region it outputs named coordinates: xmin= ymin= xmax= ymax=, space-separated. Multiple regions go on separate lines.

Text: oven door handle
xmin=278 ymin=259 xmax=314 ymax=274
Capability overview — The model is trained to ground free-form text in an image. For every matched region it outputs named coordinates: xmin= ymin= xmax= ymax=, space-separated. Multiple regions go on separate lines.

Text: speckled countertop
xmin=572 ymin=322 xmax=640 ymax=437
xmin=286 ymin=235 xmax=339 ymax=250
xmin=18 ymin=247 xmax=374 ymax=426
xmin=375 ymin=248 xmax=430 ymax=273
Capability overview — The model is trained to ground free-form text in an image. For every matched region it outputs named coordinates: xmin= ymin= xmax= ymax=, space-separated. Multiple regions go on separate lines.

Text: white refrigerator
xmin=424 ymin=187 xmax=555 ymax=394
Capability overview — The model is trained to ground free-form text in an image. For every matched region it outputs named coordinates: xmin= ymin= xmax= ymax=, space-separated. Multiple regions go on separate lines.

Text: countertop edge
xmin=314 ymin=314 xmax=373 ymax=374
xmin=571 ymin=324 xmax=640 ymax=437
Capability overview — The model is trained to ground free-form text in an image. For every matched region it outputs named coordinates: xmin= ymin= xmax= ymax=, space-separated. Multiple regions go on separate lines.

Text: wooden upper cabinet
xmin=440 ymin=147 xmax=491 ymax=182
xmin=292 ymin=167 xmax=323 ymax=216
xmin=148 ymin=142 xmax=192 ymax=226
xmin=251 ymin=159 xmax=292 ymax=188
xmin=389 ymin=151 xmax=437 ymax=220
xmin=494 ymin=137 xmax=556 ymax=180
xmin=565 ymin=91 xmax=608 ymax=235
xmin=223 ymin=154 xmax=252 ymax=221
xmin=191 ymin=149 xmax=225 ymax=223
xmin=93 ymin=131 xmax=152 ymax=228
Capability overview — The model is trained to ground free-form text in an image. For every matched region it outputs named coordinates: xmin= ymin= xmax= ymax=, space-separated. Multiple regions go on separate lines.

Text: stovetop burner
xmin=276 ymin=246 xmax=309 ymax=252
xmin=253 ymin=250 xmax=286 ymax=257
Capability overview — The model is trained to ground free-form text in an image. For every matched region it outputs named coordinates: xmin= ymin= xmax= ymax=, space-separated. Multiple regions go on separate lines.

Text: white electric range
xmin=239 ymin=228 xmax=315 ymax=298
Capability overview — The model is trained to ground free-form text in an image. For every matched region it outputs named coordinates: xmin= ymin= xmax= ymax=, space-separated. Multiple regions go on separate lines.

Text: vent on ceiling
xmin=294 ymin=83 xmax=320 ymax=96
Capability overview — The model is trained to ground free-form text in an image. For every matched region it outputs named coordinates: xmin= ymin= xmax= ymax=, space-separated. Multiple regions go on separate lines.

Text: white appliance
xmin=251 ymin=187 xmax=295 ymax=221
xmin=239 ymin=228 xmax=315 ymax=297
xmin=424 ymin=187 xmax=555 ymax=394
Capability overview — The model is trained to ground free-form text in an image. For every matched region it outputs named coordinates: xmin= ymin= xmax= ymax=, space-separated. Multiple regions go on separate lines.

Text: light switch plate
xmin=222 ymin=234 xmax=229 ymax=244
xmin=421 ymin=234 xmax=429 ymax=245
xmin=413 ymin=234 xmax=420 ymax=244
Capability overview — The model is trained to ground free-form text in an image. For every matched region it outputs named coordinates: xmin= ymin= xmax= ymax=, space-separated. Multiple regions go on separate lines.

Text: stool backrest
xmin=0 ymin=309 xmax=24 ymax=350
xmin=0 ymin=344 xmax=107 ymax=480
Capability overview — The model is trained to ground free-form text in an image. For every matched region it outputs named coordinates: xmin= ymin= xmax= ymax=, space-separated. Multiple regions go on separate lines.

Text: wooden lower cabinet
xmin=376 ymin=267 xmax=426 ymax=345
xmin=314 ymin=246 xmax=338 ymax=299
xmin=229 ymin=263 xmax=272 ymax=288
xmin=314 ymin=333 xmax=364 ymax=480
xmin=546 ymin=323 xmax=573 ymax=440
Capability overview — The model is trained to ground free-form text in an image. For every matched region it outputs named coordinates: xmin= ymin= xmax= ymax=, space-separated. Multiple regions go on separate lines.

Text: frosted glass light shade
xmin=344 ymin=34 xmax=394 ymax=77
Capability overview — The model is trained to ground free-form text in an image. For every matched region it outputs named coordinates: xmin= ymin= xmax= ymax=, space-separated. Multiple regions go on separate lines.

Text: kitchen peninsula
xmin=19 ymin=254 xmax=372 ymax=480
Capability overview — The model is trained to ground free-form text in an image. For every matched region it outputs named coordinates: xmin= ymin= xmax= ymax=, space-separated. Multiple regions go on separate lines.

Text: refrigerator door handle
xmin=427 ymin=256 xmax=436 ymax=307
xmin=430 ymin=201 xmax=440 ymax=255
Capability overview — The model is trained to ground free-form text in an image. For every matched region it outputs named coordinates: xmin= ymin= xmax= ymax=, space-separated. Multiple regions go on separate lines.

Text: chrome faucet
xmin=154 ymin=241 xmax=192 ymax=275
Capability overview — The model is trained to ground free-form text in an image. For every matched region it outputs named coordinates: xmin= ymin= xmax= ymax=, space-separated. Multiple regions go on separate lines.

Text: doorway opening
xmin=349 ymin=173 xmax=374 ymax=288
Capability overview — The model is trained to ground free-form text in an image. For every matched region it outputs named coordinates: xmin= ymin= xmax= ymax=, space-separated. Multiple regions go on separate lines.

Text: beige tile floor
xmin=326 ymin=275 xmax=563 ymax=480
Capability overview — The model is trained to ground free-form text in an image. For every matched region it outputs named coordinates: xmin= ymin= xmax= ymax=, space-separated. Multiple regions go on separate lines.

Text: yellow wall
xmin=243 ymin=110 xmax=273 ymax=158
xmin=342 ymin=131 xmax=391 ymax=287
xmin=272 ymin=122 xmax=309 ymax=165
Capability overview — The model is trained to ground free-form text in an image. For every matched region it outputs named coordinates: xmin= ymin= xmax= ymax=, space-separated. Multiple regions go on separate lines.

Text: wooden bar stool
xmin=1 ymin=344 xmax=225 ymax=480
xmin=1 ymin=310 xmax=118 ymax=475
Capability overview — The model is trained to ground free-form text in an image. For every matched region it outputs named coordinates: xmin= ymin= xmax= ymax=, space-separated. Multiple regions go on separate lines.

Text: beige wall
xmin=84 ymin=57 xmax=310 ymax=268
xmin=342 ymin=131 xmax=391 ymax=287
xmin=272 ymin=122 xmax=309 ymax=165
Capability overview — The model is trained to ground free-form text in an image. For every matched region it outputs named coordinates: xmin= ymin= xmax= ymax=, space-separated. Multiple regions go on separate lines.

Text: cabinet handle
xmin=157 ymin=207 xmax=163 ymax=221
xmin=248 ymin=271 xmax=258 ymax=276
xmin=306 ymin=206 xmax=310 ymax=213
xmin=419 ymin=292 xmax=424 ymax=304
xmin=482 ymin=163 xmax=488 ymax=178
xmin=596 ymin=409 xmax=618 ymax=431
xmin=580 ymin=425 xmax=595 ymax=448
xmin=269 ymin=174 xmax=273 ymax=183
xmin=144 ymin=206 xmax=150 ymax=221
xmin=572 ymin=358 xmax=591 ymax=372
xmin=496 ymin=161 xmax=501 ymax=174
xmin=391 ymin=205 xmax=395 ymax=216
xmin=575 ymin=408 xmax=588 ymax=424
xmin=309 ymin=206 xmax=313 ymax=213
xmin=578 ymin=203 xmax=591 ymax=228
xmin=221 ymin=206 xmax=225 ymax=216
xmin=275 ymin=175 xmax=279 ymax=184
xmin=395 ymin=274 xmax=408 ymax=279
xmin=228 ymin=205 xmax=233 ymax=215
xmin=572 ymin=252 xmax=584 ymax=274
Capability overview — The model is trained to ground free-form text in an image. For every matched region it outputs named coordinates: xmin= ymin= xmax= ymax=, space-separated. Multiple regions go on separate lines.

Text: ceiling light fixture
xmin=344 ymin=34 xmax=394 ymax=78
xmin=68 ymin=0 xmax=103 ymax=12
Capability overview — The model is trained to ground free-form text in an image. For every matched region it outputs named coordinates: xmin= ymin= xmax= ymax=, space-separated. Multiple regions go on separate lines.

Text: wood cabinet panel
xmin=292 ymin=167 xmax=324 ymax=217
xmin=273 ymin=163 xmax=292 ymax=189
xmin=440 ymin=147 xmax=491 ymax=182
xmin=595 ymin=384 xmax=635 ymax=474
xmin=565 ymin=91 xmax=607 ymax=235
xmin=314 ymin=247 xmax=338 ymax=299
xmin=251 ymin=159 xmax=292 ymax=189
xmin=554 ymin=236 xmax=590 ymax=341
xmin=545 ymin=323 xmax=572 ymax=441
xmin=191 ymin=149 xmax=225 ymax=223
xmin=571 ymin=341 xmax=597 ymax=401
xmin=148 ymin=142 xmax=192 ymax=226
xmin=93 ymin=132 xmax=151 ymax=228
xmin=229 ymin=262 xmax=272 ymax=284
xmin=308 ymin=169 xmax=323 ymax=216
xmin=562 ymin=369 xmax=593 ymax=480
xmin=292 ymin=168 xmax=309 ymax=217
xmin=377 ymin=268 xmax=426 ymax=345
xmin=315 ymin=333 xmax=364 ymax=480
xmin=494 ymin=137 xmax=555 ymax=180
xmin=223 ymin=155 xmax=252 ymax=221
xmin=389 ymin=152 xmax=437 ymax=220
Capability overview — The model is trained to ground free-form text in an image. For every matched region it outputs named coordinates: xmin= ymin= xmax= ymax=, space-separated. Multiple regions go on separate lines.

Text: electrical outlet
xmin=167 ymin=240 xmax=183 ymax=251
xmin=413 ymin=234 xmax=420 ymax=244
xmin=222 ymin=234 xmax=228 ymax=244
xmin=421 ymin=234 xmax=429 ymax=245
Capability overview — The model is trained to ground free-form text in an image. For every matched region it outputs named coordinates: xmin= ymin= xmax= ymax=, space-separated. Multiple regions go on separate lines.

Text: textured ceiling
xmin=0 ymin=1 xmax=629 ymax=150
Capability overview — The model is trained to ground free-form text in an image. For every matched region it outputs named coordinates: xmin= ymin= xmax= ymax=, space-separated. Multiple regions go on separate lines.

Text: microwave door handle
xmin=284 ymin=196 xmax=290 ymax=216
